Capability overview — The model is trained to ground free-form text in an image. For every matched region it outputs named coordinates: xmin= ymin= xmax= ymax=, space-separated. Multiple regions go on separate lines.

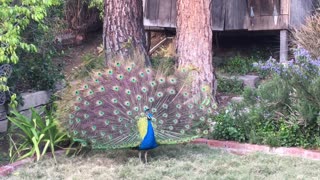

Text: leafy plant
xmin=7 ymin=108 xmax=70 ymax=162
xmin=0 ymin=0 xmax=61 ymax=64
xmin=220 ymin=55 xmax=257 ymax=75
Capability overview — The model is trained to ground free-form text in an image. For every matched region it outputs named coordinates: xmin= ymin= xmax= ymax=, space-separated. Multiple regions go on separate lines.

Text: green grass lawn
xmin=4 ymin=144 xmax=320 ymax=180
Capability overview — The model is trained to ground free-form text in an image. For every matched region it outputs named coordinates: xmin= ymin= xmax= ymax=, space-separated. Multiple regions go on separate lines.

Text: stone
xmin=0 ymin=120 xmax=8 ymax=133
xmin=18 ymin=91 xmax=51 ymax=111
xmin=231 ymin=96 xmax=244 ymax=103
xmin=0 ymin=109 xmax=8 ymax=133
xmin=238 ymin=75 xmax=260 ymax=88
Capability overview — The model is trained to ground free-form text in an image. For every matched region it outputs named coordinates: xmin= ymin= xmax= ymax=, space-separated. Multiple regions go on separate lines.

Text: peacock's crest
xmin=57 ymin=59 xmax=215 ymax=149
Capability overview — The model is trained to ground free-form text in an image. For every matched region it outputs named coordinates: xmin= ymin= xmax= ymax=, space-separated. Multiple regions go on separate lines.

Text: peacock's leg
xmin=144 ymin=151 xmax=148 ymax=163
xmin=139 ymin=151 xmax=142 ymax=163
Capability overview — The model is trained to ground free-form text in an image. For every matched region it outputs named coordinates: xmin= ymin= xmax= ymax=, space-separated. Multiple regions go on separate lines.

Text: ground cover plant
xmin=4 ymin=144 xmax=320 ymax=180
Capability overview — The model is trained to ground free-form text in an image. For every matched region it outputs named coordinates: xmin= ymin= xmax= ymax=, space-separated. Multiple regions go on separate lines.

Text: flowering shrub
xmin=212 ymin=47 xmax=320 ymax=148
xmin=260 ymin=47 xmax=320 ymax=129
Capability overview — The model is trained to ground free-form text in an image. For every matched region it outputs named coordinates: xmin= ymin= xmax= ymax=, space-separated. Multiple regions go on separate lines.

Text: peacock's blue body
xmin=138 ymin=119 xmax=158 ymax=150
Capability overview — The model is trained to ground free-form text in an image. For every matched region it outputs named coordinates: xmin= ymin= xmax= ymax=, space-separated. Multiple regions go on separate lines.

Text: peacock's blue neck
xmin=138 ymin=120 xmax=158 ymax=150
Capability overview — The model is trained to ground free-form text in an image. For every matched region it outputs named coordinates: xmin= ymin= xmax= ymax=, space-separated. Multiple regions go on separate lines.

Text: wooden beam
xmin=280 ymin=30 xmax=288 ymax=62
xmin=280 ymin=0 xmax=289 ymax=14
xmin=211 ymin=0 xmax=225 ymax=31
xmin=249 ymin=15 xmax=289 ymax=30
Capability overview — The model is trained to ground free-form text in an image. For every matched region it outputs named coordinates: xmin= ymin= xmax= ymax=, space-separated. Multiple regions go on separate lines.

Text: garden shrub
xmin=6 ymin=4 xmax=65 ymax=92
xmin=212 ymin=47 xmax=320 ymax=148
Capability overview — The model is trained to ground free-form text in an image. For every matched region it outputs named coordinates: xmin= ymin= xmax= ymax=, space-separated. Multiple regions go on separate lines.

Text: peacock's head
xmin=145 ymin=109 xmax=153 ymax=121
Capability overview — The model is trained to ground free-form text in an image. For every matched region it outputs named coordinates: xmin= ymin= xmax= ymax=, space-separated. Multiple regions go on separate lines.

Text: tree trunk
xmin=176 ymin=0 xmax=216 ymax=102
xmin=103 ymin=0 xmax=150 ymax=65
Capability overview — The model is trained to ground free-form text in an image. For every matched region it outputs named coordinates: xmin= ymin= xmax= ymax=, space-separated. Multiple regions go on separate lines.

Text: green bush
xmin=6 ymin=4 xmax=65 ymax=92
xmin=221 ymin=55 xmax=256 ymax=75
xmin=8 ymin=107 xmax=71 ymax=162
xmin=212 ymin=48 xmax=320 ymax=148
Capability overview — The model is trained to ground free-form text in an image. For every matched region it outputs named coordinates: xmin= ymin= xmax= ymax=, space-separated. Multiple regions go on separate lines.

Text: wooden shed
xmin=142 ymin=0 xmax=315 ymax=61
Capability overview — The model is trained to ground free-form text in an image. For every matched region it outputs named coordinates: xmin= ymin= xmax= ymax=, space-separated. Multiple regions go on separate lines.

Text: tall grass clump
xmin=293 ymin=8 xmax=320 ymax=58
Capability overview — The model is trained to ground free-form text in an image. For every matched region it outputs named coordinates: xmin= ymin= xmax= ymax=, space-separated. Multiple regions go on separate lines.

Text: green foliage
xmin=211 ymin=112 xmax=246 ymax=142
xmin=88 ymin=0 xmax=103 ymax=15
xmin=217 ymin=76 xmax=244 ymax=94
xmin=0 ymin=0 xmax=61 ymax=64
xmin=220 ymin=55 xmax=257 ymax=75
xmin=8 ymin=55 xmax=64 ymax=91
xmin=5 ymin=4 xmax=65 ymax=92
xmin=7 ymin=107 xmax=70 ymax=162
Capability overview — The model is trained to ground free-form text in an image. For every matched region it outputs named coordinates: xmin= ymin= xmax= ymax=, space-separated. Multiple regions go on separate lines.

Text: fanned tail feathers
xmin=57 ymin=60 xmax=215 ymax=149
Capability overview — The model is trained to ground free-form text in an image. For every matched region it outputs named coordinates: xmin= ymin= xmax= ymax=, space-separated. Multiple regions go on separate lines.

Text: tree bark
xmin=176 ymin=0 xmax=216 ymax=102
xmin=103 ymin=0 xmax=150 ymax=65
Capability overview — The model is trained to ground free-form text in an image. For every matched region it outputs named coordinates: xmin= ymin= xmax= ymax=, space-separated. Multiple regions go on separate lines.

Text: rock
xmin=231 ymin=96 xmax=244 ymax=103
xmin=18 ymin=91 xmax=51 ymax=111
xmin=0 ymin=106 xmax=7 ymax=133
xmin=238 ymin=75 xmax=260 ymax=88
xmin=0 ymin=120 xmax=7 ymax=133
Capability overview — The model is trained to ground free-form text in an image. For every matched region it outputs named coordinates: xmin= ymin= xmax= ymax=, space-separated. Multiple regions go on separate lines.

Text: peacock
xmin=58 ymin=59 xmax=214 ymax=162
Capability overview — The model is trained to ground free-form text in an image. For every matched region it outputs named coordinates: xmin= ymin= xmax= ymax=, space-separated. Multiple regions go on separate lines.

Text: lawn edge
xmin=0 ymin=150 xmax=65 ymax=177
xmin=192 ymin=138 xmax=320 ymax=160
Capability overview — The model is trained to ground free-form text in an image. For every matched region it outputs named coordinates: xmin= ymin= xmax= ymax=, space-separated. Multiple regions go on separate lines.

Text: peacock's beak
xmin=145 ymin=109 xmax=153 ymax=120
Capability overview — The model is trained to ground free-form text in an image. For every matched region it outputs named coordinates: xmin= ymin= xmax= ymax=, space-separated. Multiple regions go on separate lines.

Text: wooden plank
xmin=290 ymin=0 xmax=313 ymax=27
xmin=158 ymin=0 xmax=172 ymax=25
xmin=260 ymin=0 xmax=274 ymax=15
xmin=211 ymin=0 xmax=225 ymax=31
xmin=170 ymin=0 xmax=177 ymax=27
xmin=249 ymin=14 xmax=289 ymax=30
xmin=280 ymin=0 xmax=289 ymax=14
xmin=145 ymin=0 xmax=159 ymax=20
xmin=224 ymin=0 xmax=248 ymax=30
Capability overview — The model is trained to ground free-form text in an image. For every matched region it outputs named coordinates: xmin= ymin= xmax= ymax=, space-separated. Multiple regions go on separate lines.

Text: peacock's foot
xmin=138 ymin=151 xmax=149 ymax=164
